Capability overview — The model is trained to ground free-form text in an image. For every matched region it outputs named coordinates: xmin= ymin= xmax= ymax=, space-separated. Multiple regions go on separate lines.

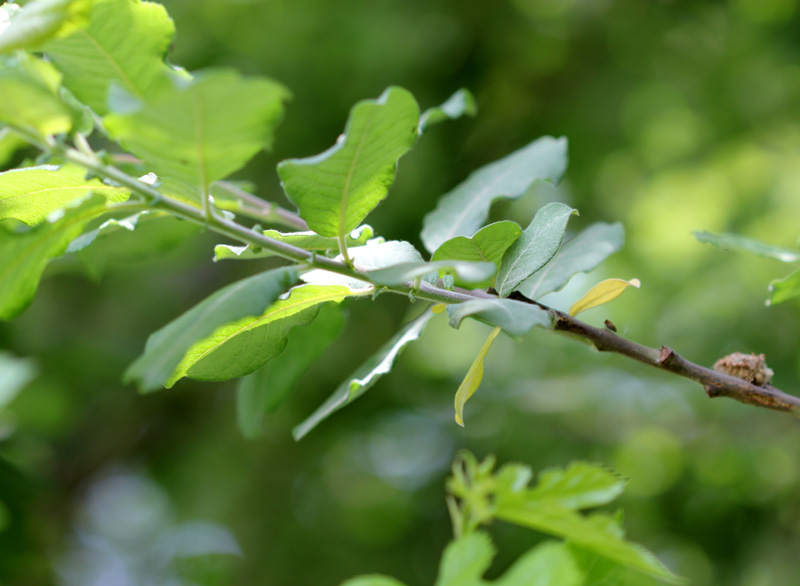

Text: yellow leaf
xmin=432 ymin=303 xmax=447 ymax=314
xmin=569 ymin=278 xmax=641 ymax=317
xmin=454 ymin=326 xmax=501 ymax=427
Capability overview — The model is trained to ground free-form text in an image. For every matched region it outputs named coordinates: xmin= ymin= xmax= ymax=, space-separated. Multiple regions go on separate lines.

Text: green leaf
xmin=104 ymin=69 xmax=290 ymax=191
xmin=123 ymin=267 xmax=298 ymax=392
xmin=341 ymin=577 xmax=408 ymax=586
xmin=277 ymin=86 xmax=419 ymax=241
xmin=454 ymin=326 xmax=500 ymax=427
xmin=421 ymin=136 xmax=568 ymax=253
xmin=448 ymin=298 xmax=552 ymax=337
xmin=516 ymin=222 xmax=624 ymax=300
xmin=166 ymin=284 xmax=353 ymax=387
xmin=435 ymin=532 xmax=495 ymax=586
xmin=42 ymin=0 xmax=175 ymax=115
xmin=694 ymin=230 xmax=800 ymax=263
xmin=0 ymin=55 xmax=74 ymax=137
xmin=769 ymin=269 xmax=800 ymax=305
xmin=237 ymin=304 xmax=344 ymax=439
xmin=293 ymin=309 xmax=433 ymax=440
xmin=495 ymin=202 xmax=578 ymax=297
xmin=366 ymin=259 xmax=496 ymax=287
xmin=0 ymin=195 xmax=108 ymax=320
xmin=528 ymin=462 xmax=626 ymax=510
xmin=0 ymin=163 xmax=128 ymax=226
xmin=419 ymin=88 xmax=477 ymax=133
xmin=0 ymin=0 xmax=90 ymax=54
xmin=66 ymin=211 xmax=143 ymax=253
xmin=214 ymin=225 xmax=374 ymax=262
xmin=494 ymin=542 xmax=583 ymax=586
xmin=432 ymin=221 xmax=522 ymax=288
xmin=569 ymin=278 xmax=640 ymax=317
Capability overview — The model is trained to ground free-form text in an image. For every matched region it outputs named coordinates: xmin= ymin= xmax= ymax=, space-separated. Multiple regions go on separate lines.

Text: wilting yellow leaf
xmin=569 ymin=278 xmax=641 ymax=317
xmin=454 ymin=326 xmax=501 ymax=427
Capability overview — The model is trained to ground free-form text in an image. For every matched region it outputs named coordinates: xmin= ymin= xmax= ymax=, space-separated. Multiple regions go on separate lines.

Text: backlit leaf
xmin=528 ymin=462 xmax=625 ymax=510
xmin=293 ymin=309 xmax=433 ymax=440
xmin=768 ymin=269 xmax=800 ymax=305
xmin=419 ymin=88 xmax=477 ymax=133
xmin=124 ymin=267 xmax=298 ymax=392
xmin=166 ymin=284 xmax=353 ymax=387
xmin=517 ymin=222 xmax=624 ymax=300
xmin=421 ymin=136 xmax=568 ymax=253
xmin=278 ymin=86 xmax=419 ymax=242
xmin=0 ymin=0 xmax=90 ymax=54
xmin=435 ymin=531 xmax=494 ymax=586
xmin=495 ymin=203 xmax=577 ymax=297
xmin=105 ymin=69 xmax=289 ymax=191
xmin=448 ymin=298 xmax=551 ymax=338
xmin=42 ymin=0 xmax=175 ymax=115
xmin=237 ymin=304 xmax=344 ymax=439
xmin=569 ymin=278 xmax=641 ymax=317
xmin=0 ymin=164 xmax=128 ymax=226
xmin=454 ymin=326 xmax=500 ymax=427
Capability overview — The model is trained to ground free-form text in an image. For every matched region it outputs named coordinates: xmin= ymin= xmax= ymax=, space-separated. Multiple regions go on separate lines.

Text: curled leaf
xmin=569 ymin=278 xmax=640 ymax=317
xmin=454 ymin=326 xmax=501 ymax=427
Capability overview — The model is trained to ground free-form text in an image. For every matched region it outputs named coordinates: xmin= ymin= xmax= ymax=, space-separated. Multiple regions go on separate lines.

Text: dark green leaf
xmin=237 ymin=304 xmax=344 ymax=439
xmin=694 ymin=231 xmax=800 ymax=263
xmin=419 ymin=88 xmax=477 ymax=133
xmin=0 ymin=163 xmax=128 ymax=226
xmin=42 ymin=0 xmax=175 ymax=115
xmin=105 ymin=69 xmax=289 ymax=191
xmin=278 ymin=86 xmax=419 ymax=240
xmin=421 ymin=136 xmax=568 ymax=253
xmin=0 ymin=0 xmax=90 ymax=54
xmin=448 ymin=298 xmax=552 ymax=337
xmin=293 ymin=309 xmax=433 ymax=440
xmin=517 ymin=222 xmax=624 ymax=300
xmin=495 ymin=203 xmax=577 ymax=297
xmin=123 ymin=267 xmax=298 ymax=392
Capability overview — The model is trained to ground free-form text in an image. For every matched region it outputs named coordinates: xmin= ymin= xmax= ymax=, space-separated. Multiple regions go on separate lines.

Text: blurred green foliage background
xmin=3 ymin=0 xmax=800 ymax=584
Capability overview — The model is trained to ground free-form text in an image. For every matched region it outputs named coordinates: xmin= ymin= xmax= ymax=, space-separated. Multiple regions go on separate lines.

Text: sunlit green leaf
xmin=214 ymin=225 xmax=374 ymax=262
xmin=0 ymin=55 xmax=73 ymax=137
xmin=66 ymin=211 xmax=143 ymax=253
xmin=694 ymin=231 xmax=800 ymax=263
xmin=454 ymin=326 xmax=500 ymax=427
xmin=105 ymin=69 xmax=289 ymax=191
xmin=42 ymin=0 xmax=175 ymax=115
xmin=528 ymin=462 xmax=626 ymax=510
xmin=293 ymin=309 xmax=433 ymax=440
xmin=517 ymin=222 xmax=624 ymax=300
xmin=421 ymin=136 xmax=568 ymax=253
xmin=432 ymin=221 xmax=522 ymax=288
xmin=0 ymin=163 xmax=128 ymax=226
xmin=768 ymin=269 xmax=800 ymax=305
xmin=366 ymin=259 xmax=495 ymax=287
xmin=495 ymin=202 xmax=577 ymax=297
xmin=419 ymin=88 xmax=477 ymax=133
xmin=0 ymin=195 xmax=108 ymax=320
xmin=435 ymin=532 xmax=494 ymax=586
xmin=569 ymin=278 xmax=640 ymax=317
xmin=237 ymin=304 xmax=344 ymax=439
xmin=166 ymin=284 xmax=353 ymax=387
xmin=493 ymin=542 xmax=582 ymax=586
xmin=0 ymin=0 xmax=90 ymax=54
xmin=278 ymin=86 xmax=419 ymax=242
xmin=124 ymin=267 xmax=298 ymax=392
xmin=447 ymin=298 xmax=552 ymax=337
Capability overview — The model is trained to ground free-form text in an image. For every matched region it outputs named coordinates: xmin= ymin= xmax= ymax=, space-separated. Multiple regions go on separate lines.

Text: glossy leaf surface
xmin=421 ymin=136 xmax=568 ymax=252
xmin=293 ymin=310 xmax=433 ymax=440
xmin=105 ymin=69 xmax=289 ymax=191
xmin=0 ymin=164 xmax=128 ymax=226
xmin=124 ymin=267 xmax=298 ymax=392
xmin=495 ymin=202 xmax=577 ymax=297
xmin=42 ymin=0 xmax=174 ymax=115
xmin=366 ymin=259 xmax=495 ymax=287
xmin=517 ymin=222 xmax=624 ymax=300
xmin=278 ymin=86 xmax=419 ymax=239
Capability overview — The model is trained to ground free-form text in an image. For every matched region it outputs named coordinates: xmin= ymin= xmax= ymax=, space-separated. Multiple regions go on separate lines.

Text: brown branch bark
xmin=536 ymin=300 xmax=800 ymax=416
